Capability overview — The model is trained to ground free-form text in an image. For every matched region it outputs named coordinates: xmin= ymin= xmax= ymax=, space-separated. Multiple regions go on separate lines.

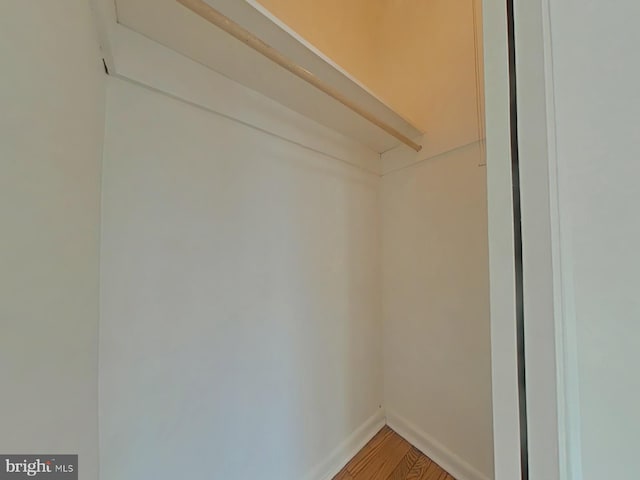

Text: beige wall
xmin=257 ymin=0 xmax=484 ymax=151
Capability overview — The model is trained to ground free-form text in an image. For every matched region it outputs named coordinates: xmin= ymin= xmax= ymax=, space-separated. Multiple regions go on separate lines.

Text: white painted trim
xmin=386 ymin=411 xmax=490 ymax=480
xmin=107 ymin=0 xmax=420 ymax=152
xmin=539 ymin=0 xmax=583 ymax=477
xmin=381 ymin=139 xmax=486 ymax=177
xmin=512 ymin=0 xmax=563 ymax=477
xmin=303 ymin=409 xmax=386 ymax=480
xmin=107 ymin=23 xmax=381 ymax=174
xmin=481 ymin=0 xmax=523 ymax=478
xmin=89 ymin=2 xmax=383 ymax=174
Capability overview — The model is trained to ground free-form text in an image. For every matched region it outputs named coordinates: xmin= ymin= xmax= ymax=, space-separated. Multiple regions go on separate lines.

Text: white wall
xmin=382 ymin=142 xmax=494 ymax=480
xmin=99 ymin=77 xmax=383 ymax=480
xmin=0 ymin=2 xmax=104 ymax=478
xmin=546 ymin=0 xmax=640 ymax=478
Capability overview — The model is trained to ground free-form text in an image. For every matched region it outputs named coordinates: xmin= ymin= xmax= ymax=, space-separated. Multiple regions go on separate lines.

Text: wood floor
xmin=333 ymin=426 xmax=454 ymax=480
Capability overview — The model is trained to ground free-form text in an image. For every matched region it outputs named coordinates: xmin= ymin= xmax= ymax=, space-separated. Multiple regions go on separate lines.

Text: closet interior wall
xmin=378 ymin=1 xmax=493 ymax=477
xmin=259 ymin=0 xmax=494 ymax=477
xmin=1 ymin=1 xmax=492 ymax=480
xmin=99 ymin=75 xmax=384 ymax=480
xmin=381 ymin=141 xmax=492 ymax=480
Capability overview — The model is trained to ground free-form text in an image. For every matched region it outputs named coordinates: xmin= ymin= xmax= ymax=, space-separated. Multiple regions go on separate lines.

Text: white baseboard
xmin=386 ymin=410 xmax=491 ymax=480
xmin=303 ymin=408 xmax=386 ymax=480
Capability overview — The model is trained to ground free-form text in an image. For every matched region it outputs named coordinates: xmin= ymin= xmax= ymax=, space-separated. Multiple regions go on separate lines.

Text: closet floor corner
xmin=333 ymin=425 xmax=455 ymax=480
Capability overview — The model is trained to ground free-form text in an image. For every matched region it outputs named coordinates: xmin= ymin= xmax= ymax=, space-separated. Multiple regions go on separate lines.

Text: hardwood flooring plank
xmin=351 ymin=431 xmax=412 ymax=480
xmin=423 ymin=461 xmax=448 ymax=480
xmin=387 ymin=447 xmax=421 ymax=480
xmin=332 ymin=467 xmax=354 ymax=480
xmin=344 ymin=426 xmax=395 ymax=475
xmin=334 ymin=427 xmax=455 ymax=480
xmin=406 ymin=454 xmax=433 ymax=480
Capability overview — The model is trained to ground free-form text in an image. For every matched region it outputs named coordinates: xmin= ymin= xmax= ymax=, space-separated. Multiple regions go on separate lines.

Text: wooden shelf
xmin=110 ymin=0 xmax=423 ymax=153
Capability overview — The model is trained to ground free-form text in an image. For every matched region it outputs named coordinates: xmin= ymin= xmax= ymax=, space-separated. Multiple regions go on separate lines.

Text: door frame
xmin=483 ymin=0 xmax=580 ymax=478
